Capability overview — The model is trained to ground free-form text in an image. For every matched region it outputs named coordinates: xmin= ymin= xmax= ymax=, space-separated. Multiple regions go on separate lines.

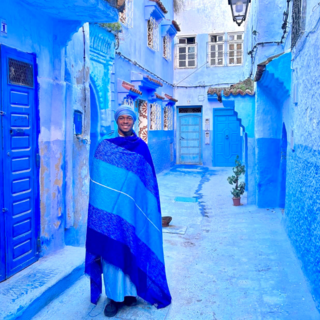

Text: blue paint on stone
xmin=255 ymin=138 xmax=281 ymax=208
xmin=174 ymin=197 xmax=198 ymax=203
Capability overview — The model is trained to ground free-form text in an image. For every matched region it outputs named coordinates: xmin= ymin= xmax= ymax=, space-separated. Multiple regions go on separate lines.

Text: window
xmin=150 ymin=103 xmax=162 ymax=130
xmin=228 ymin=33 xmax=243 ymax=65
xmin=119 ymin=0 xmax=134 ymax=28
xmin=163 ymin=35 xmax=172 ymax=60
xmin=176 ymin=36 xmax=197 ymax=68
xmin=123 ymin=96 xmax=134 ymax=107
xmin=136 ymin=100 xmax=148 ymax=143
xmin=164 ymin=106 xmax=173 ymax=130
xmin=291 ymin=0 xmax=307 ymax=48
xmin=209 ymin=34 xmax=224 ymax=66
xmin=147 ymin=17 xmax=159 ymax=51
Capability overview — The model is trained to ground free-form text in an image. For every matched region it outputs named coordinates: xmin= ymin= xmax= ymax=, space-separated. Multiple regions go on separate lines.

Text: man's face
xmin=117 ymin=115 xmax=134 ymax=134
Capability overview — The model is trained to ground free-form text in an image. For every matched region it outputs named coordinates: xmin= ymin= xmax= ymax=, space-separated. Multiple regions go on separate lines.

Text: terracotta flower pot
xmin=233 ymin=197 xmax=241 ymax=206
xmin=162 ymin=216 xmax=172 ymax=227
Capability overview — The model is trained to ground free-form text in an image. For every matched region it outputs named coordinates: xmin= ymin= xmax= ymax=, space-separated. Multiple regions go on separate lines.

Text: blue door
xmin=0 ymin=45 xmax=39 ymax=280
xmin=179 ymin=113 xmax=202 ymax=164
xmin=214 ymin=109 xmax=242 ymax=166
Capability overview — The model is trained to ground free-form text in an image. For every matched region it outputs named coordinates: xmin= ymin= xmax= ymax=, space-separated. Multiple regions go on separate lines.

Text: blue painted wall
xmin=284 ymin=0 xmax=320 ymax=311
xmin=114 ymin=0 xmax=177 ymax=173
xmin=243 ymin=0 xmax=320 ymax=311
xmin=222 ymin=93 xmax=256 ymax=203
xmin=173 ymin=0 xmax=252 ymax=173
xmin=0 ymin=0 xmax=119 ymax=257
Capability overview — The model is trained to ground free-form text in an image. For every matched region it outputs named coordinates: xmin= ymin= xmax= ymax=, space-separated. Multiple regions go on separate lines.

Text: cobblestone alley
xmin=33 ymin=166 xmax=320 ymax=320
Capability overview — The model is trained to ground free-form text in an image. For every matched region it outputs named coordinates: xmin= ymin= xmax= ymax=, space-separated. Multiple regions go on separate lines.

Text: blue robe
xmin=85 ymin=132 xmax=171 ymax=309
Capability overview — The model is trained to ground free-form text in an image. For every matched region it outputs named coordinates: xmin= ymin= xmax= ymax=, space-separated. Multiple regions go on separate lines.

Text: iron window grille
xmin=178 ymin=107 xmax=201 ymax=113
xmin=208 ymin=34 xmax=225 ymax=67
xmin=227 ymin=33 xmax=243 ymax=66
xmin=176 ymin=36 xmax=197 ymax=69
xmin=8 ymin=58 xmax=34 ymax=88
xmin=163 ymin=35 xmax=172 ymax=61
xmin=291 ymin=0 xmax=307 ymax=49
xmin=123 ymin=96 xmax=134 ymax=107
xmin=119 ymin=0 xmax=134 ymax=28
xmin=147 ymin=17 xmax=159 ymax=51
xmin=164 ymin=106 xmax=173 ymax=130
xmin=150 ymin=102 xmax=162 ymax=130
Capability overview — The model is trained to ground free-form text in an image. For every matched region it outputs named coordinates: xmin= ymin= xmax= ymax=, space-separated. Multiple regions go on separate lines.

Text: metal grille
xmin=292 ymin=0 xmax=302 ymax=49
xmin=150 ymin=102 xmax=161 ymax=130
xmin=119 ymin=0 xmax=133 ymax=28
xmin=123 ymin=96 xmax=134 ymax=107
xmin=163 ymin=35 xmax=172 ymax=60
xmin=8 ymin=58 xmax=34 ymax=87
xmin=179 ymin=107 xmax=201 ymax=113
xmin=147 ymin=17 xmax=159 ymax=51
xmin=164 ymin=106 xmax=173 ymax=130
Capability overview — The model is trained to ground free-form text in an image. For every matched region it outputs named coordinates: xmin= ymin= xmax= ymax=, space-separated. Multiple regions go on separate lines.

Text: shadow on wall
xmin=90 ymin=84 xmax=100 ymax=168
xmin=279 ymin=123 xmax=287 ymax=208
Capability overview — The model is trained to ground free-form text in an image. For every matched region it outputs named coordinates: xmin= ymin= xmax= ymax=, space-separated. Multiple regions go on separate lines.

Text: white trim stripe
xmin=90 ymin=178 xmax=161 ymax=233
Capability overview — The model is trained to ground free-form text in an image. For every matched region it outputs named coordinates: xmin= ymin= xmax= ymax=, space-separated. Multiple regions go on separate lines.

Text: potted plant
xmin=227 ymin=156 xmax=246 ymax=206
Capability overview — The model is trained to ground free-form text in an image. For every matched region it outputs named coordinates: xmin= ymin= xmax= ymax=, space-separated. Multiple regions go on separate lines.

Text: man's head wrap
xmin=115 ymin=105 xmax=137 ymax=123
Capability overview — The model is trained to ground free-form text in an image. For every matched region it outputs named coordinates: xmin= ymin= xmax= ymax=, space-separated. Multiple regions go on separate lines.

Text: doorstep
xmin=0 ymin=246 xmax=85 ymax=320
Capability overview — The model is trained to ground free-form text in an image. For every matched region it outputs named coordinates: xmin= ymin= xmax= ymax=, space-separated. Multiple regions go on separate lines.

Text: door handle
xmin=225 ymin=135 xmax=229 ymax=140
xmin=180 ymin=137 xmax=185 ymax=140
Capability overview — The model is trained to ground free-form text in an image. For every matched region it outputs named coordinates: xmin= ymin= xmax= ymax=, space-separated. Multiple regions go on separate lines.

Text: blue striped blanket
xmin=85 ymin=132 xmax=171 ymax=308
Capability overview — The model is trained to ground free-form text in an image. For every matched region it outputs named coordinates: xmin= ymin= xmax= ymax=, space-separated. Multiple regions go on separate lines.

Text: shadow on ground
xmin=33 ymin=166 xmax=320 ymax=320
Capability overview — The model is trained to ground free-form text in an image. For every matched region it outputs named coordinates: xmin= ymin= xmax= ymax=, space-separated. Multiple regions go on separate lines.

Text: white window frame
xmin=147 ymin=17 xmax=159 ymax=51
xmin=227 ymin=32 xmax=243 ymax=66
xmin=208 ymin=34 xmax=225 ymax=67
xmin=150 ymin=102 xmax=162 ymax=130
xmin=176 ymin=36 xmax=197 ymax=69
xmin=163 ymin=34 xmax=172 ymax=61
xmin=119 ymin=0 xmax=134 ymax=28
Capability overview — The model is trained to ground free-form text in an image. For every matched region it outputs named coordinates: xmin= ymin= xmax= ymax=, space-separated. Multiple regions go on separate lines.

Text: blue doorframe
xmin=0 ymin=45 xmax=40 ymax=280
xmin=177 ymin=106 xmax=202 ymax=165
xmin=213 ymin=108 xmax=242 ymax=167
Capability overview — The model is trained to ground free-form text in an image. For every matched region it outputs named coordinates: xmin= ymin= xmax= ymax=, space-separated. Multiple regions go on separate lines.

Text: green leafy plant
xmin=99 ymin=22 xmax=122 ymax=33
xmin=227 ymin=156 xmax=246 ymax=199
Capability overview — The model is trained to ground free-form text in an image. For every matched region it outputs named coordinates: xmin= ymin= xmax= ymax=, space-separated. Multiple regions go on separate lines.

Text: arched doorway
xmin=90 ymin=84 xmax=100 ymax=168
xmin=279 ymin=123 xmax=287 ymax=208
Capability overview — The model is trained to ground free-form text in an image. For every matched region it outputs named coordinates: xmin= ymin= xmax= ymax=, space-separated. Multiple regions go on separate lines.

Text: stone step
xmin=0 ymin=246 xmax=85 ymax=320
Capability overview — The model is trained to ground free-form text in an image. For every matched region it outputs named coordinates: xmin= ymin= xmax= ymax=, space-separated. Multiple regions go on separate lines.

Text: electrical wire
xmin=248 ymin=0 xmax=291 ymax=78
xmin=116 ymin=51 xmax=174 ymax=86
xmin=175 ymin=61 xmax=208 ymax=85
xmin=116 ymin=51 xmax=236 ymax=88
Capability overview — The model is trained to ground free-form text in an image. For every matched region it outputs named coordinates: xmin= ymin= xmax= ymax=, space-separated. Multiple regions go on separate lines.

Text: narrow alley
xmin=33 ymin=167 xmax=319 ymax=320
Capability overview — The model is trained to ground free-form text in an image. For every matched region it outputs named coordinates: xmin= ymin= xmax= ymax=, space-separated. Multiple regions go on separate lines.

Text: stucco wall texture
xmin=114 ymin=0 xmax=176 ymax=173
xmin=1 ymin=0 xmax=118 ymax=256
xmin=243 ymin=0 xmax=320 ymax=311
xmin=284 ymin=0 xmax=320 ymax=309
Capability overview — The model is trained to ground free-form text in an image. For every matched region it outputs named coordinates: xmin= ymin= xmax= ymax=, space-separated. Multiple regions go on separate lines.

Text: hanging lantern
xmin=228 ymin=0 xmax=251 ymax=26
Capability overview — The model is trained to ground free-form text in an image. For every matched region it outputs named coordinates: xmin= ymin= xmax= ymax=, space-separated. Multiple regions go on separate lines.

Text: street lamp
xmin=228 ymin=0 xmax=251 ymax=26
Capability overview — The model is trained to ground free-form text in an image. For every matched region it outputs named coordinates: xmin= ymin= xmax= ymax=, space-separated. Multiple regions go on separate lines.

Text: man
xmin=85 ymin=105 xmax=171 ymax=317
